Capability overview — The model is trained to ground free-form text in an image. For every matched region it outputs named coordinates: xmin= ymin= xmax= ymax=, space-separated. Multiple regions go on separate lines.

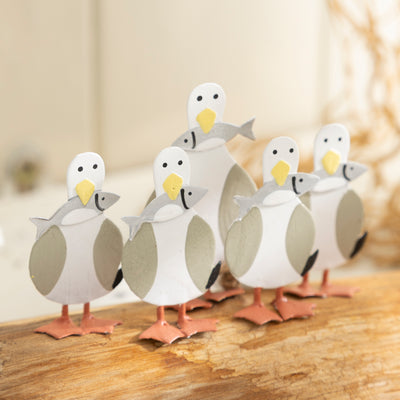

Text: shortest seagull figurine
xmin=29 ymin=152 xmax=123 ymax=339
xmin=122 ymin=146 xmax=219 ymax=344
xmin=225 ymin=137 xmax=319 ymax=324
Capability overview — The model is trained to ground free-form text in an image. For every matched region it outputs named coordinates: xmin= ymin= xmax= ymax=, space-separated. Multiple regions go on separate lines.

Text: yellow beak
xmin=196 ymin=108 xmax=216 ymax=134
xmin=271 ymin=160 xmax=290 ymax=186
xmin=322 ymin=150 xmax=341 ymax=175
xmin=75 ymin=179 xmax=95 ymax=205
xmin=163 ymin=173 xmax=183 ymax=200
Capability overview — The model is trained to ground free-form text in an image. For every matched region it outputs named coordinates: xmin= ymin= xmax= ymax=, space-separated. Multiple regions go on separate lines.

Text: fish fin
xmin=239 ymin=117 xmax=256 ymax=140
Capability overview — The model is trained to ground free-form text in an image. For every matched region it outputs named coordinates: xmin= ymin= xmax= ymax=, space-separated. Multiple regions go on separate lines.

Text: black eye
xmin=197 ymin=96 xmax=202 ymax=101
xmin=162 ymin=162 xmax=167 ymax=168
xmin=184 ymin=139 xmax=188 ymax=143
xmin=350 ymin=167 xmax=354 ymax=170
xmin=273 ymin=150 xmax=278 ymax=155
xmin=188 ymin=192 xmax=192 ymax=196
xmin=289 ymin=148 xmax=294 ymax=153
xmin=101 ymin=197 xmax=105 ymax=201
xmin=178 ymin=160 xmax=183 ymax=165
xmin=299 ymin=178 xmax=303 ymax=182
xmin=93 ymin=164 xmax=98 ymax=169
xmin=338 ymin=137 xmax=342 ymax=141
xmin=324 ymin=138 xmax=328 ymax=143
xmin=213 ymin=94 xmax=219 ymax=99
xmin=78 ymin=166 xmax=83 ymax=172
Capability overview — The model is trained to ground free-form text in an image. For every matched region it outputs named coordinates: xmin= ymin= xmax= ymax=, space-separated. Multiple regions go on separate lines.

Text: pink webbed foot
xmin=139 ymin=319 xmax=185 ymax=344
xmin=177 ymin=304 xmax=218 ymax=337
xmin=284 ymin=284 xmax=323 ymax=298
xmin=80 ymin=303 xmax=121 ymax=335
xmin=234 ymin=302 xmax=282 ymax=325
xmin=273 ymin=287 xmax=315 ymax=320
xmin=203 ymin=288 xmax=245 ymax=302
xmin=35 ymin=317 xmax=83 ymax=339
xmin=165 ymin=298 xmax=213 ymax=312
xmin=284 ymin=274 xmax=324 ymax=298
xmin=234 ymin=288 xmax=282 ymax=325
xmin=80 ymin=314 xmax=122 ymax=335
xmin=35 ymin=305 xmax=83 ymax=339
xmin=319 ymin=283 xmax=359 ymax=298
xmin=283 ymin=270 xmax=322 ymax=298
xmin=272 ymin=295 xmax=316 ymax=321
xmin=319 ymin=270 xmax=360 ymax=298
xmin=177 ymin=315 xmax=218 ymax=337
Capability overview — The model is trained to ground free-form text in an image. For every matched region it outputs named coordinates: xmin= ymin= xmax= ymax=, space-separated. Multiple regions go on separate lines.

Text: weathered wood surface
xmin=1 ymin=271 xmax=400 ymax=400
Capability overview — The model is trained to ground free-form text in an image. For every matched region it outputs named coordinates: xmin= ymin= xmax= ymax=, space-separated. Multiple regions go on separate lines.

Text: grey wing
xmin=336 ymin=189 xmax=364 ymax=259
xmin=286 ymin=204 xmax=315 ymax=275
xmin=219 ymin=163 xmax=257 ymax=242
xmin=29 ymin=225 xmax=66 ymax=296
xmin=185 ymin=215 xmax=215 ymax=292
xmin=93 ymin=219 xmax=123 ymax=291
xmin=225 ymin=207 xmax=262 ymax=279
xmin=121 ymin=222 xmax=158 ymax=299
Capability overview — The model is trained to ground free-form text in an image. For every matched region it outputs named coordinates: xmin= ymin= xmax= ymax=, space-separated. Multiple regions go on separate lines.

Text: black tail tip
xmin=112 ymin=269 xmax=123 ymax=289
xmin=206 ymin=261 xmax=222 ymax=290
xmin=301 ymin=250 xmax=319 ymax=277
xmin=350 ymin=231 xmax=368 ymax=258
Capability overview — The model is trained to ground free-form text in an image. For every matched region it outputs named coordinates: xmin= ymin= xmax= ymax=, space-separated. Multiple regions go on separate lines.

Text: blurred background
xmin=1 ymin=0 xmax=399 ymax=322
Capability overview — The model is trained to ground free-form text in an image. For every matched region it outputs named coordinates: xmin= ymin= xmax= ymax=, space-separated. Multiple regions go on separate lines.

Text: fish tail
xmin=121 ymin=216 xmax=140 ymax=240
xmin=239 ymin=117 xmax=256 ymax=140
xmin=233 ymin=195 xmax=249 ymax=218
xmin=30 ymin=217 xmax=49 ymax=239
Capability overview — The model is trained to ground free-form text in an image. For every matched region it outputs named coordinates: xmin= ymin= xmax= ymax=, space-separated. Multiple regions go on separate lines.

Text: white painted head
xmin=187 ymin=83 xmax=226 ymax=132
xmin=263 ymin=137 xmax=299 ymax=184
xmin=314 ymin=124 xmax=350 ymax=174
xmin=153 ymin=147 xmax=190 ymax=199
xmin=67 ymin=152 xmax=105 ymax=204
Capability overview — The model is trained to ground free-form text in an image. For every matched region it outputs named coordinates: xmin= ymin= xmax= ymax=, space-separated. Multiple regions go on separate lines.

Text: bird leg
xmin=139 ymin=306 xmax=185 ymax=344
xmin=35 ymin=305 xmax=83 ymax=339
xmin=319 ymin=270 xmax=360 ymax=298
xmin=234 ymin=287 xmax=282 ymax=325
xmin=177 ymin=303 xmax=218 ymax=337
xmin=272 ymin=287 xmax=316 ymax=320
xmin=80 ymin=303 xmax=122 ymax=335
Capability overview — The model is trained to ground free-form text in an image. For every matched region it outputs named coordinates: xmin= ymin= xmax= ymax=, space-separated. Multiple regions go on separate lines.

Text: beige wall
xmin=0 ymin=0 xmax=331 ymax=181
xmin=0 ymin=0 xmax=97 ymax=181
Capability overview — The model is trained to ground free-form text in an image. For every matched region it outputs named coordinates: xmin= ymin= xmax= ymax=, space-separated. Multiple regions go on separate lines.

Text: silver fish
xmin=30 ymin=191 xmax=120 ymax=239
xmin=234 ymin=173 xmax=319 ymax=218
xmin=314 ymin=161 xmax=367 ymax=181
xmin=172 ymin=118 xmax=255 ymax=151
xmin=122 ymin=185 xmax=207 ymax=240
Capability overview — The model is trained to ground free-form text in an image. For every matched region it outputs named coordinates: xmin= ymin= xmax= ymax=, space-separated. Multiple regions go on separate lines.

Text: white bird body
xmin=309 ymin=185 xmax=348 ymax=271
xmin=46 ymin=212 xmax=109 ymax=304
xmin=142 ymin=209 xmax=203 ymax=306
xmin=235 ymin=198 xmax=304 ymax=288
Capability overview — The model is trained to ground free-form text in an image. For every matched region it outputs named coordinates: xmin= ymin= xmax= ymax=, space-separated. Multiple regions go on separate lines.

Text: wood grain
xmin=1 ymin=271 xmax=400 ymax=400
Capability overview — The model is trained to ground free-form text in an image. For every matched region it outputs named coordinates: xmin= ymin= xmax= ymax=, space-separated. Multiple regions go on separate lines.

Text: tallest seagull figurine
xmin=172 ymin=83 xmax=257 ymax=303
